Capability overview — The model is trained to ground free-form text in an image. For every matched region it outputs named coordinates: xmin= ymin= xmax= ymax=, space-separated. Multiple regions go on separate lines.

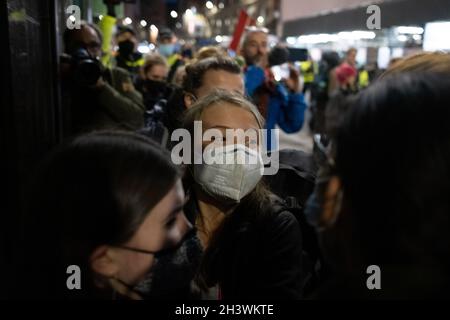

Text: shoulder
xmin=259 ymin=195 xmax=302 ymax=241
xmin=111 ymin=66 xmax=132 ymax=78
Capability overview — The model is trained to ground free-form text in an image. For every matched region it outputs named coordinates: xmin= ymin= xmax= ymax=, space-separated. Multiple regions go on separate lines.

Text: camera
xmin=61 ymin=48 xmax=103 ymax=87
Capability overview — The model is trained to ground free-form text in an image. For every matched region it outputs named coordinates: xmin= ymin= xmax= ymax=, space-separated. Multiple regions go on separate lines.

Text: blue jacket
xmin=245 ymin=66 xmax=307 ymax=151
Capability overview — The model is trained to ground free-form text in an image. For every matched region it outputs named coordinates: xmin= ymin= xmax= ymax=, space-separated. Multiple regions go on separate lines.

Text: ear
xmin=321 ymin=176 xmax=342 ymax=227
xmin=90 ymin=245 xmax=120 ymax=278
xmin=184 ymin=93 xmax=194 ymax=109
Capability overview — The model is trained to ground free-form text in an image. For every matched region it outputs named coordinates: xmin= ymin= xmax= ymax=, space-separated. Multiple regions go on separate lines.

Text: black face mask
xmin=112 ymin=228 xmax=201 ymax=299
xmin=132 ymin=228 xmax=203 ymax=299
xmin=144 ymin=79 xmax=168 ymax=97
xmin=118 ymin=40 xmax=135 ymax=57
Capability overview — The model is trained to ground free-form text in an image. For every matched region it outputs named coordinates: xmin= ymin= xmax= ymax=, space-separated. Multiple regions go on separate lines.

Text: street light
xmin=123 ymin=17 xmax=132 ymax=25
xmin=170 ymin=10 xmax=178 ymax=18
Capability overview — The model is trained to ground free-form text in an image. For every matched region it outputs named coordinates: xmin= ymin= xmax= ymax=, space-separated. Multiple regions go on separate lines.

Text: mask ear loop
xmin=109 ymin=277 xmax=143 ymax=300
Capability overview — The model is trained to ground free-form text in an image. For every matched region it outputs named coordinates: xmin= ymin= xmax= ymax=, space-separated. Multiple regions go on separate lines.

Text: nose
xmin=179 ymin=212 xmax=193 ymax=239
xmin=258 ymin=45 xmax=265 ymax=55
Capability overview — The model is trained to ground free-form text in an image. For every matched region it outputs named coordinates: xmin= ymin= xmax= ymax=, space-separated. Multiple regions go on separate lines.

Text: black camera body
xmin=61 ymin=48 xmax=103 ymax=87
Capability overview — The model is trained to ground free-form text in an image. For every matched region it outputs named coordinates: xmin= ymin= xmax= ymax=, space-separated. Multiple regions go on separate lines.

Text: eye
xmin=165 ymin=216 xmax=177 ymax=228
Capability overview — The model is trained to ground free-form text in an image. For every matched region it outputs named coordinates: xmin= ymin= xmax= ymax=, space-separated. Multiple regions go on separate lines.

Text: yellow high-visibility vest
xmin=300 ymin=61 xmax=315 ymax=84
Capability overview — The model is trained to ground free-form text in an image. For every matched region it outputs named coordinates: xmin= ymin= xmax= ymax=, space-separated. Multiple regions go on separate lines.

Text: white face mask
xmin=193 ymin=144 xmax=264 ymax=202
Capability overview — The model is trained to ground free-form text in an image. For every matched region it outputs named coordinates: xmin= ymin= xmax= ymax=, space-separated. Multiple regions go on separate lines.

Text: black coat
xmin=187 ymin=193 xmax=304 ymax=300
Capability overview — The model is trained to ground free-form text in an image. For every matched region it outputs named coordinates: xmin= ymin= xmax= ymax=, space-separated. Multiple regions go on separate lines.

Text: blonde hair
xmin=382 ymin=52 xmax=450 ymax=78
xmin=142 ymin=53 xmax=168 ymax=75
xmin=195 ymin=46 xmax=227 ymax=61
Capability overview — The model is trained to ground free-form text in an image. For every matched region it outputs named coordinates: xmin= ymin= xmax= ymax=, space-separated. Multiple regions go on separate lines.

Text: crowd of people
xmin=13 ymin=10 xmax=450 ymax=300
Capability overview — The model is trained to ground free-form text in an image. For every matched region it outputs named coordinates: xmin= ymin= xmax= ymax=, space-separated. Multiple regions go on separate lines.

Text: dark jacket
xmin=187 ymin=193 xmax=304 ymax=300
xmin=67 ymin=67 xmax=145 ymax=134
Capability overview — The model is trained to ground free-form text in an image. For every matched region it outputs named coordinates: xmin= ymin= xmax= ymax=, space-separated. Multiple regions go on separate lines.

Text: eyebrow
xmin=205 ymin=125 xmax=259 ymax=130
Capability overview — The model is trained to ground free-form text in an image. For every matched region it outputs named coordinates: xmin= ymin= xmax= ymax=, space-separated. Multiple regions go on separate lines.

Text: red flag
xmin=229 ymin=10 xmax=254 ymax=52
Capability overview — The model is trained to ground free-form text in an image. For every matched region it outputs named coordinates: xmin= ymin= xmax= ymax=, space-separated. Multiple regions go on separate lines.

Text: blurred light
xmin=352 ymin=31 xmax=376 ymax=39
xmin=216 ymin=20 xmax=222 ymax=27
xmin=397 ymin=35 xmax=408 ymax=42
xmin=206 ymin=1 xmax=214 ymax=9
xmin=338 ymin=31 xmax=376 ymax=40
xmin=424 ymin=21 xmax=450 ymax=51
xmin=413 ymin=34 xmax=422 ymax=41
xmin=170 ymin=10 xmax=178 ymax=18
xmin=397 ymin=26 xmax=424 ymax=35
xmin=150 ymin=24 xmax=158 ymax=32
xmin=69 ymin=15 xmax=76 ymax=23
xmin=356 ymin=47 xmax=367 ymax=65
xmin=286 ymin=37 xmax=296 ymax=45
xmin=225 ymin=19 xmax=230 ymax=26
xmin=137 ymin=44 xmax=150 ymax=54
xmin=298 ymin=33 xmax=339 ymax=44
xmin=274 ymin=11 xmax=280 ymax=19
xmin=392 ymin=48 xmax=404 ymax=58
xmin=310 ymin=48 xmax=322 ymax=62
xmin=149 ymin=43 xmax=156 ymax=50
xmin=377 ymin=47 xmax=391 ymax=69
xmin=215 ymin=35 xmax=223 ymax=43
xmin=140 ymin=19 xmax=147 ymax=27
xmin=98 ymin=15 xmax=103 ymax=20
xmin=218 ymin=3 xmax=224 ymax=9
xmin=185 ymin=9 xmax=193 ymax=17
xmin=257 ymin=16 xmax=264 ymax=24
xmin=211 ymin=6 xmax=218 ymax=14
xmin=175 ymin=22 xmax=182 ymax=29
xmin=123 ymin=17 xmax=132 ymax=25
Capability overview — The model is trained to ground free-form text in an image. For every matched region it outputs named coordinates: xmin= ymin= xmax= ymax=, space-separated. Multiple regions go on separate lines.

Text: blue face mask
xmin=159 ymin=44 xmax=175 ymax=57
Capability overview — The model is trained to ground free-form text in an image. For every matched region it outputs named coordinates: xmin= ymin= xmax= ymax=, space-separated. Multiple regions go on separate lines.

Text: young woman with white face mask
xmin=181 ymin=90 xmax=304 ymax=299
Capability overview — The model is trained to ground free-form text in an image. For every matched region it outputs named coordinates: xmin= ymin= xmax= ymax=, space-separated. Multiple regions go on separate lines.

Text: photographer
xmin=61 ymin=21 xmax=145 ymax=135
xmin=242 ymin=30 xmax=307 ymax=150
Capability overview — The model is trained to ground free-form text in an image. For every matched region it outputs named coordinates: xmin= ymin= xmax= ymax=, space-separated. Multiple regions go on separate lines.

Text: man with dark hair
xmin=62 ymin=21 xmax=145 ymax=135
